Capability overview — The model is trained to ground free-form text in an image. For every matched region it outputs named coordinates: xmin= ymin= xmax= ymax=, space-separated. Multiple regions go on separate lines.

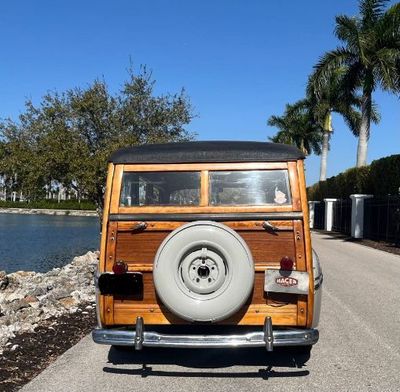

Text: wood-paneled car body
xmin=92 ymin=141 xmax=322 ymax=352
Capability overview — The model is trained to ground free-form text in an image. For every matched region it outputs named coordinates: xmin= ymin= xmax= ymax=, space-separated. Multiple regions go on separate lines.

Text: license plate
xmin=265 ymin=270 xmax=309 ymax=295
xmin=98 ymin=272 xmax=143 ymax=296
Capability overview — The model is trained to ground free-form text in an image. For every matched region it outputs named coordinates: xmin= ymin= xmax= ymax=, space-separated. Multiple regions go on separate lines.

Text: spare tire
xmin=153 ymin=221 xmax=254 ymax=322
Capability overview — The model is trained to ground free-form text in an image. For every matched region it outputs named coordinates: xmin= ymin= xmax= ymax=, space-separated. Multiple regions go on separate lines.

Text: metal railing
xmin=364 ymin=195 xmax=400 ymax=244
xmin=332 ymin=199 xmax=352 ymax=236
xmin=313 ymin=202 xmax=325 ymax=230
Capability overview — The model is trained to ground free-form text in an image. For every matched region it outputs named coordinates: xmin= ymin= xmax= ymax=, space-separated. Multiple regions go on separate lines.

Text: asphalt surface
xmin=20 ymin=232 xmax=400 ymax=392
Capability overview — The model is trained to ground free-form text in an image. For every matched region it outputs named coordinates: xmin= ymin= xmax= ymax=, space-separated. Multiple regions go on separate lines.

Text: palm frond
xmin=313 ymin=48 xmax=356 ymax=90
xmin=374 ymin=47 xmax=400 ymax=91
xmin=268 ymin=130 xmax=292 ymax=144
xmin=284 ymin=99 xmax=310 ymax=116
xmin=360 ymin=0 xmax=389 ymax=29
xmin=267 ymin=115 xmax=287 ymax=130
xmin=335 ymin=15 xmax=362 ymax=53
xmin=370 ymin=100 xmax=381 ymax=123
xmin=341 ymin=108 xmax=362 ymax=136
xmin=267 ymin=101 xmax=323 ymax=156
xmin=340 ymin=61 xmax=364 ymax=96
xmin=374 ymin=3 xmax=400 ymax=46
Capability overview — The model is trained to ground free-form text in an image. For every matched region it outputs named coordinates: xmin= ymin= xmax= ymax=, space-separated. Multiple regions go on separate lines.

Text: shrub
xmin=369 ymin=155 xmax=400 ymax=196
xmin=307 ymin=154 xmax=400 ymax=200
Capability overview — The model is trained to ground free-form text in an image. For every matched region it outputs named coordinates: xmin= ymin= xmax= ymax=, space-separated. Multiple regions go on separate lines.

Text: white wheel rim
xmin=179 ymin=244 xmax=228 ymax=296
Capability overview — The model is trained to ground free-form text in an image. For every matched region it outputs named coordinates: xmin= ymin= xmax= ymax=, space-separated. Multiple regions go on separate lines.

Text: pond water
xmin=0 ymin=213 xmax=100 ymax=273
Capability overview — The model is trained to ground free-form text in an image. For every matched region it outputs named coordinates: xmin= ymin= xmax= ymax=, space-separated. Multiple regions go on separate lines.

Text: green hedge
xmin=0 ymin=199 xmax=97 ymax=211
xmin=307 ymin=154 xmax=400 ymax=201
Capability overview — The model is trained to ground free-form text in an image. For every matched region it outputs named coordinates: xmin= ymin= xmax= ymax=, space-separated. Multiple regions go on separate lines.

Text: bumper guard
xmin=92 ymin=316 xmax=319 ymax=351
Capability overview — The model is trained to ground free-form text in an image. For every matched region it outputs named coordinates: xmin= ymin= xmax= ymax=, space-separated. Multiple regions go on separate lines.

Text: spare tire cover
xmin=153 ymin=221 xmax=254 ymax=322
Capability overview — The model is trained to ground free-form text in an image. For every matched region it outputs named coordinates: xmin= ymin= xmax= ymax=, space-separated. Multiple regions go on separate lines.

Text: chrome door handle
xmin=130 ymin=222 xmax=148 ymax=232
xmin=262 ymin=221 xmax=278 ymax=232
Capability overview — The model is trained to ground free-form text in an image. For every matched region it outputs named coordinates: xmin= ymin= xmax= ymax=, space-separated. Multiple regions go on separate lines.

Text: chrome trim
xmin=94 ymin=265 xmax=103 ymax=329
xmin=130 ymin=221 xmax=148 ymax=232
xmin=264 ymin=316 xmax=274 ymax=351
xmin=262 ymin=221 xmax=279 ymax=232
xmin=314 ymin=273 xmax=323 ymax=291
xmin=135 ymin=317 xmax=144 ymax=350
xmin=92 ymin=327 xmax=318 ymax=349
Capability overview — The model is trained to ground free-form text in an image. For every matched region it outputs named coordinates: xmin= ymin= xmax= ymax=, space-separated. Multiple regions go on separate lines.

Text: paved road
xmin=21 ymin=232 xmax=400 ymax=392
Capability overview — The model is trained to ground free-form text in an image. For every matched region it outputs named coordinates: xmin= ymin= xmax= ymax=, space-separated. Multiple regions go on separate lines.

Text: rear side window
xmin=209 ymin=170 xmax=291 ymax=206
xmin=120 ymin=172 xmax=201 ymax=206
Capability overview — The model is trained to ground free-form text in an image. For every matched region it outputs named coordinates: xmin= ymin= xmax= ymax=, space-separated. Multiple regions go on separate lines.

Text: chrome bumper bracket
xmin=264 ymin=316 xmax=274 ymax=351
xmin=135 ymin=316 xmax=144 ymax=350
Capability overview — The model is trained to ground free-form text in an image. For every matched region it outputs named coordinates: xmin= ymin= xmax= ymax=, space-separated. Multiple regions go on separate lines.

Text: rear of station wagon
xmin=92 ymin=141 xmax=322 ymax=352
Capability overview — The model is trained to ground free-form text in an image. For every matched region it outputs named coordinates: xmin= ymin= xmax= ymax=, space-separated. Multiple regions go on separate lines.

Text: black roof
xmin=109 ymin=141 xmax=305 ymax=164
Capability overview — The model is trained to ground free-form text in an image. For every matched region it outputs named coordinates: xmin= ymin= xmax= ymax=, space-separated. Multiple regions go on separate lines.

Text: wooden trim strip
xmin=116 ymin=220 xmax=294 ymax=232
xmin=112 ymin=162 xmax=296 ymax=213
xmin=200 ymin=170 xmax=209 ymax=206
xmin=109 ymin=165 xmax=124 ymax=214
xmin=112 ymin=303 xmax=298 ymax=326
xmin=293 ymin=219 xmax=307 ymax=326
xmin=293 ymin=220 xmax=306 ymax=271
xmin=99 ymin=163 xmax=114 ymax=272
xmin=118 ymin=205 xmax=294 ymax=214
xmin=110 ymin=212 xmax=303 ymax=222
xmin=288 ymin=161 xmax=301 ymax=211
xmin=100 ymin=163 xmax=115 ymax=325
xmin=124 ymin=264 xmax=280 ymax=272
xmin=122 ymin=162 xmax=288 ymax=172
xmin=297 ymin=159 xmax=314 ymax=327
xmin=105 ymin=221 xmax=118 ymax=271
xmin=103 ymin=220 xmax=118 ymax=325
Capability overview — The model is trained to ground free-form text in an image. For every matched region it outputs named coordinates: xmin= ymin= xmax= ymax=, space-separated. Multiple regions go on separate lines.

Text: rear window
xmin=120 ymin=172 xmax=201 ymax=206
xmin=209 ymin=170 xmax=291 ymax=206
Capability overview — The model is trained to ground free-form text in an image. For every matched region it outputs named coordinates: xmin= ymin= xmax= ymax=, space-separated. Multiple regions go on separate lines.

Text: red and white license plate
xmin=264 ymin=270 xmax=309 ymax=294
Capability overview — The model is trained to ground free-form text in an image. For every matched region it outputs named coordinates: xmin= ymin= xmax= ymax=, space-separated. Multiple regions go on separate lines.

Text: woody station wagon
xmin=92 ymin=141 xmax=323 ymax=353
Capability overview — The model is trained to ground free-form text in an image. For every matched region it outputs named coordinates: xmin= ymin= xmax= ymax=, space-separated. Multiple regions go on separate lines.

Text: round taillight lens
xmin=112 ymin=261 xmax=128 ymax=275
xmin=280 ymin=256 xmax=294 ymax=271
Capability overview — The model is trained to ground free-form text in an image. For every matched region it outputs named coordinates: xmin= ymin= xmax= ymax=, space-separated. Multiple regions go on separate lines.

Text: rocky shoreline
xmin=0 ymin=303 xmax=97 ymax=392
xmin=0 ymin=208 xmax=97 ymax=217
xmin=0 ymin=251 xmax=98 ymax=354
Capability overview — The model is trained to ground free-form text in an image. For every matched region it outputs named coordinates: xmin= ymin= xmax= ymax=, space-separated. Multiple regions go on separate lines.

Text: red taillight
xmin=112 ymin=260 xmax=128 ymax=275
xmin=280 ymin=256 xmax=294 ymax=271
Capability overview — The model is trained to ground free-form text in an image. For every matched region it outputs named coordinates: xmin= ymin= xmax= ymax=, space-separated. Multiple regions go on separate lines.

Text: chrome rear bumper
xmin=92 ymin=317 xmax=319 ymax=350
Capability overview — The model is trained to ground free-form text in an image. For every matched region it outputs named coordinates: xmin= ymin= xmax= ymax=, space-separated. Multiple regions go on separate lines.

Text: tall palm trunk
xmin=319 ymin=111 xmax=332 ymax=182
xmin=356 ymin=89 xmax=371 ymax=167
xmin=299 ymin=140 xmax=307 ymax=156
xmin=319 ymin=132 xmax=330 ymax=181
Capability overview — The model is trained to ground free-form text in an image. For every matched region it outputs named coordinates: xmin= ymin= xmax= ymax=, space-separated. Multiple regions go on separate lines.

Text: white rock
xmin=6 ymin=293 xmax=24 ymax=302
xmin=0 ymin=250 xmax=98 ymax=350
xmin=10 ymin=344 xmax=19 ymax=351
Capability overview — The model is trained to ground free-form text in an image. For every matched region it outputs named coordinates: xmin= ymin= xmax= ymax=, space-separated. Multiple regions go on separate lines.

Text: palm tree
xmin=307 ymin=69 xmax=367 ymax=181
xmin=267 ymin=101 xmax=323 ymax=156
xmin=312 ymin=0 xmax=400 ymax=167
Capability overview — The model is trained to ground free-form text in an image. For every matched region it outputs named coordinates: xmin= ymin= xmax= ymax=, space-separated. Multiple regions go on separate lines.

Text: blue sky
xmin=1 ymin=0 xmax=398 ymax=185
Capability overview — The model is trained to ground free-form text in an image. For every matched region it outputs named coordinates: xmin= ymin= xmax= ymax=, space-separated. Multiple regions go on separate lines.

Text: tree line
xmin=0 ymin=67 xmax=195 ymax=212
xmin=268 ymin=0 xmax=400 ymax=181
